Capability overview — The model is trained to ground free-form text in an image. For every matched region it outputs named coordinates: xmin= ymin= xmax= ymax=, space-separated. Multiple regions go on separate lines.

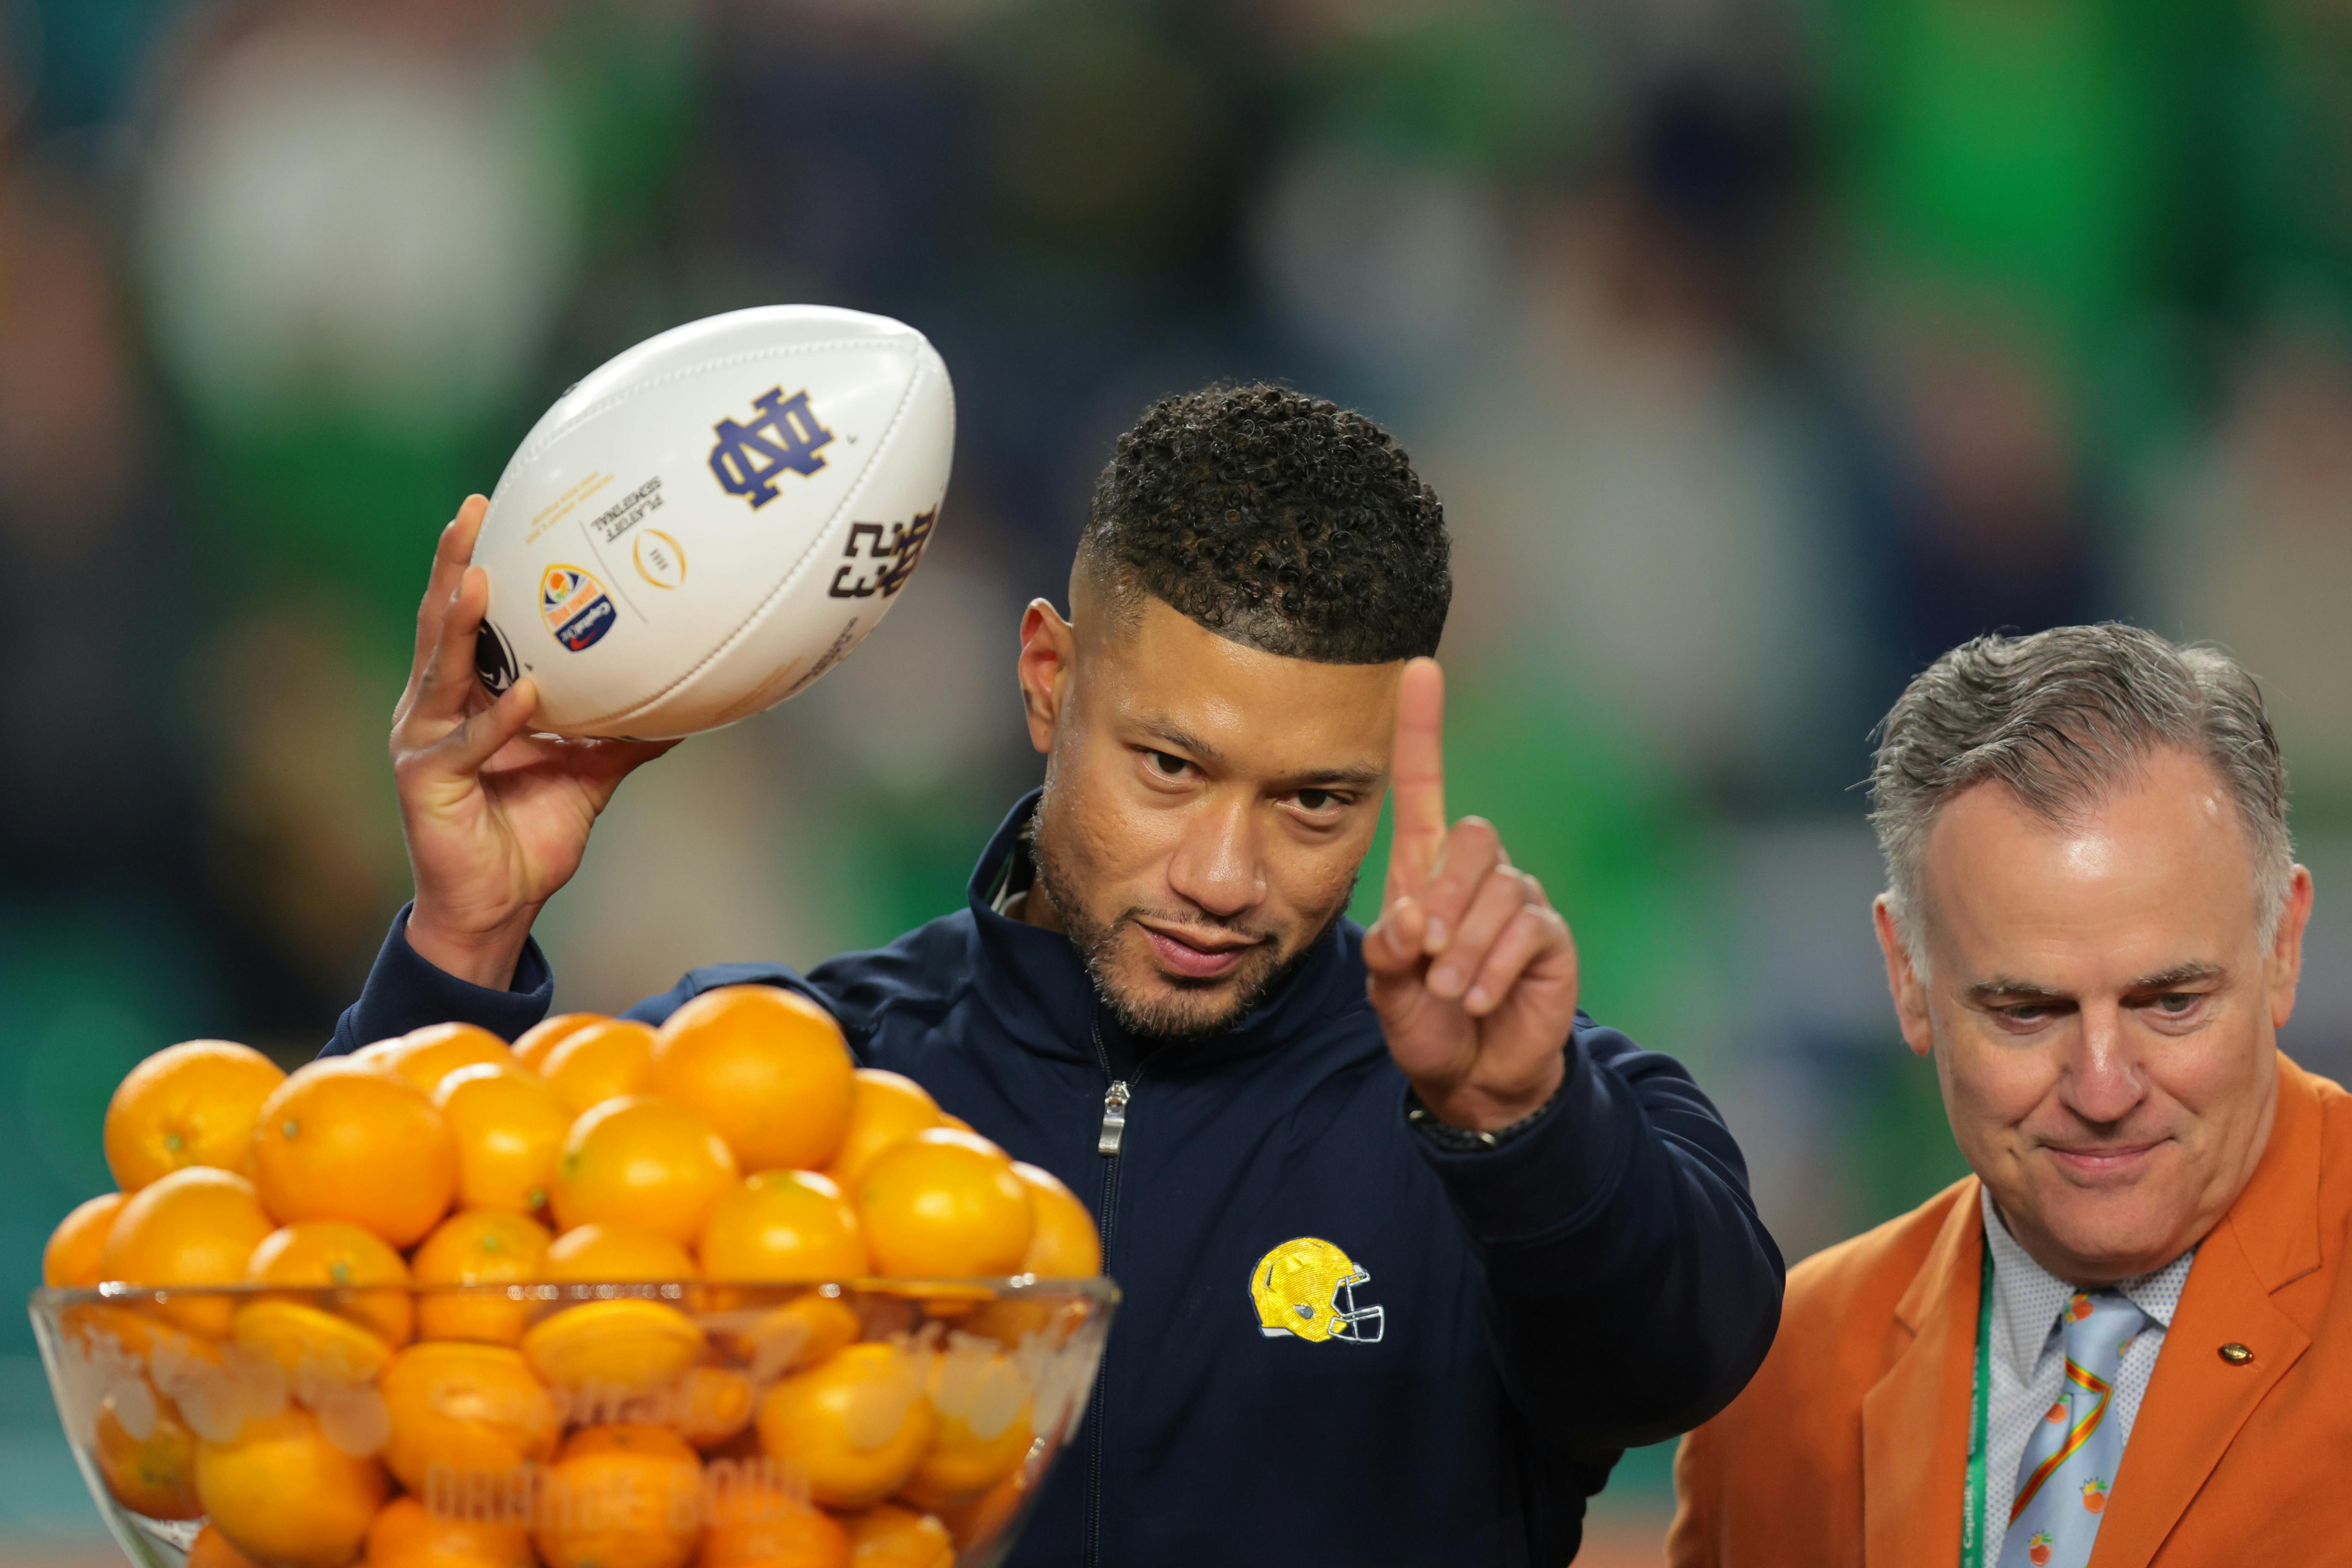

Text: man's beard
xmin=1025 ymin=814 xmax=1340 ymax=1046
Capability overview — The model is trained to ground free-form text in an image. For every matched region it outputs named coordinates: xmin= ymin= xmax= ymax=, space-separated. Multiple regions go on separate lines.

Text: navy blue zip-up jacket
xmin=327 ymin=792 xmax=1783 ymax=1566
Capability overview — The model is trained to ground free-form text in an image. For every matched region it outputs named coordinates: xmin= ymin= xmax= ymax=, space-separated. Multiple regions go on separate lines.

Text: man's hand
xmin=392 ymin=496 xmax=676 ymax=988
xmin=1365 ymin=659 xmax=1578 ymax=1132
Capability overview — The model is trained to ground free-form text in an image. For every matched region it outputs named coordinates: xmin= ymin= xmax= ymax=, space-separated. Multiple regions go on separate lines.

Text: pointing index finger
xmin=1387 ymin=657 xmax=1446 ymax=896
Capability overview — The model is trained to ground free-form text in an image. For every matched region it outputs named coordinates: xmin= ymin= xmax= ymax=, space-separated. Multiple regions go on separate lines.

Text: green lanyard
xmin=1960 ymin=1245 xmax=1996 ymax=1568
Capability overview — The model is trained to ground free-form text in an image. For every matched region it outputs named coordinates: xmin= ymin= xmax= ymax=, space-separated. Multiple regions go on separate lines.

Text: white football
xmin=470 ymin=304 xmax=954 ymax=738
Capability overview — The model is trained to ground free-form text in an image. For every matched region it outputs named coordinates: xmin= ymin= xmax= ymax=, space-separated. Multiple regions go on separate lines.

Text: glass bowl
xmin=31 ymin=1276 xmax=1116 ymax=1568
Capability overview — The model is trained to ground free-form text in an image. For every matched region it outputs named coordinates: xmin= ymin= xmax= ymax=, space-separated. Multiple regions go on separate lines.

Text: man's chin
xmin=1098 ymin=969 xmax=1256 ymax=1044
xmin=2007 ymin=1181 xmax=2204 ymax=1281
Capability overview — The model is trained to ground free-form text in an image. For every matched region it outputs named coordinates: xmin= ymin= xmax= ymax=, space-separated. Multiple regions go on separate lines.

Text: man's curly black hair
xmin=1079 ymin=383 xmax=1450 ymax=663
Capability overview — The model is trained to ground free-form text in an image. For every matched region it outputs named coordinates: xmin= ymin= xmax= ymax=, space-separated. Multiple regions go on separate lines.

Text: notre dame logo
xmin=708 ymin=387 xmax=835 ymax=508
xmin=829 ymin=509 xmax=937 ymax=599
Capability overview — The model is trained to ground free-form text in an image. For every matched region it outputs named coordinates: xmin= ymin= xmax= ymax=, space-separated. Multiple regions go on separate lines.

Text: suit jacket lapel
xmin=2087 ymin=1057 xmax=2323 ymax=1568
xmin=1863 ymin=1180 xmax=1985 ymax=1568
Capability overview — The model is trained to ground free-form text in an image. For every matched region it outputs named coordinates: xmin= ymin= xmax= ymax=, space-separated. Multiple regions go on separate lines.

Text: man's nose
xmin=2062 ymin=1002 xmax=2148 ymax=1126
xmin=1167 ymin=794 xmax=1265 ymax=919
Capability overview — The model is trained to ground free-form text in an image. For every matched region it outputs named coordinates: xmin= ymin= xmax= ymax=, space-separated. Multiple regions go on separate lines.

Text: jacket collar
xmin=961 ymin=790 xmax=1364 ymax=1075
xmin=1864 ymin=1175 xmax=1985 ymax=1568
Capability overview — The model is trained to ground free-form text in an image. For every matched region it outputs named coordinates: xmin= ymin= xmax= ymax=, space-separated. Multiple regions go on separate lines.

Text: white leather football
xmin=469 ymin=304 xmax=954 ymax=737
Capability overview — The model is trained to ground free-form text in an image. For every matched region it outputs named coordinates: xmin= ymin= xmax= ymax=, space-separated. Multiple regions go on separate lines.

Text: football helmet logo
xmin=1250 ymin=1237 xmax=1385 ymax=1345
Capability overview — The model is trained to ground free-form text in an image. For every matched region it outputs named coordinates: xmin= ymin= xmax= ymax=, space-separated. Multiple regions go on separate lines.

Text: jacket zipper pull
xmin=1097 ymin=1080 xmax=1130 ymax=1155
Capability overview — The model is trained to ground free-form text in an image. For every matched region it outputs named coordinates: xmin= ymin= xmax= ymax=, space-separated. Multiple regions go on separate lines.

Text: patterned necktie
xmin=1995 ymin=1289 xmax=2151 ymax=1568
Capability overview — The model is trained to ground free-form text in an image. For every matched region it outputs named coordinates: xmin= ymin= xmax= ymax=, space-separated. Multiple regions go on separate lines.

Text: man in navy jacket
xmin=333 ymin=383 xmax=1783 ymax=1565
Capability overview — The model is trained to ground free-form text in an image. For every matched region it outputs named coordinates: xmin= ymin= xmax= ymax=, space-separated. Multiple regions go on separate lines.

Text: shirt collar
xmin=1979 ymin=1185 xmax=2197 ymax=1377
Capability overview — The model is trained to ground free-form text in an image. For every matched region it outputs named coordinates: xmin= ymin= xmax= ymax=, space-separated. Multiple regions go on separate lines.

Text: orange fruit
xmin=902 ymin=1345 xmax=1031 ymax=1506
xmin=546 ymin=1222 xmax=699 ymax=1284
xmin=515 ymin=1013 xmax=607 ymax=1072
xmin=60 ymin=1306 xmax=273 ymax=1450
xmin=844 ymin=1506 xmax=952 ymax=1568
xmin=541 ymin=1019 xmax=659 ymax=1117
xmin=93 ymin=1377 xmax=202 ymax=1518
xmin=229 ymin=1300 xmax=394 ymax=1387
xmin=133 ymin=1333 xmax=274 ymax=1450
xmin=251 ymin=1059 xmax=458 ymax=1248
xmin=522 ymin=1299 xmax=705 ymax=1400
xmin=855 ymin=1129 xmax=1033 ymax=1279
xmin=1009 ymin=1163 xmax=1099 ymax=1277
xmin=99 ymin=1166 xmax=277 ymax=1335
xmin=700 ymin=1471 xmax=849 ymax=1568
xmin=412 ymin=1210 xmax=553 ymax=1344
xmin=666 ymin=1366 xmax=756 ymax=1450
xmin=349 ymin=1039 xmax=408 ymax=1071
xmin=194 ymin=1406 xmax=389 ymax=1568
xmin=551 ymin=1096 xmax=738 ymax=1246
xmin=105 ymin=1041 xmax=287 ymax=1191
xmin=700 ymin=1171 xmax=867 ymax=1283
xmin=823 ymin=1072 xmax=940 ymax=1192
xmin=721 ymin=1293 xmax=863 ymax=1382
xmin=436 ymin=1064 xmax=569 ymax=1217
xmin=649 ymin=986 xmax=855 ymax=1172
xmin=755 ymin=1342 xmax=933 ymax=1509
xmin=963 ymin=1165 xmax=1097 ymax=1347
xmin=930 ymin=1467 xmax=1027 ymax=1551
xmin=60 ymin=1300 xmax=201 ymax=1366
xmin=190 ymin=1523 xmax=263 ymax=1568
xmin=391 ymin=1023 xmax=518 ymax=1099
xmin=534 ymin=1423 xmax=704 ymax=1568
xmin=379 ymin=1341 xmax=561 ymax=1493
xmin=247 ymin=1220 xmax=414 ymax=1345
xmin=44 ymin=1191 xmax=127 ymax=1287
xmin=363 ymin=1494 xmax=535 ymax=1568
xmin=936 ymin=1115 xmax=974 ymax=1136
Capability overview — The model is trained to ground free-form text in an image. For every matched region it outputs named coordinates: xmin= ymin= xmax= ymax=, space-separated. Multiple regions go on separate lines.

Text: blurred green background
xmin=7 ymin=0 xmax=2352 ymax=1561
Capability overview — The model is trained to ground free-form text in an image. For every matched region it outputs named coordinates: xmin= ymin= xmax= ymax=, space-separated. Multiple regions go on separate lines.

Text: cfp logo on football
xmin=708 ymin=387 xmax=834 ymax=508
xmin=828 ymin=510 xmax=936 ymax=600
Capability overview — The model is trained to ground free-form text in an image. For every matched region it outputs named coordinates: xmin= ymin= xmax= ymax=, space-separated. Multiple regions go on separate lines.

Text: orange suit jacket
xmin=1668 ymin=1054 xmax=2352 ymax=1567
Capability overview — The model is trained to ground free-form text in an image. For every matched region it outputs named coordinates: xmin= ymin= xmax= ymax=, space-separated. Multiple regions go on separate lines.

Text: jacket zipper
xmin=1084 ymin=1014 xmax=1140 ymax=1568
xmin=1097 ymin=1079 xmax=1130 ymax=1154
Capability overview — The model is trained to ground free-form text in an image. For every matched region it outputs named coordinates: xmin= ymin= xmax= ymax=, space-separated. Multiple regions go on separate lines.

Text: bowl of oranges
xmin=30 ymin=988 xmax=1117 ymax=1568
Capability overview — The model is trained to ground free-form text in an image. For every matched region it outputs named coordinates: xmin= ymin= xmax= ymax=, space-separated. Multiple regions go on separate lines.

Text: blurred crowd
xmin=6 ymin=0 xmax=2352 ymax=1542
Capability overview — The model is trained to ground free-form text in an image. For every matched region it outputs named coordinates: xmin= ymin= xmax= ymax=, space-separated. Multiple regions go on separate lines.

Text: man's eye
xmin=1296 ymin=789 xmax=1335 ymax=812
xmin=1148 ymin=751 xmax=1187 ymax=777
xmin=2002 ymin=1005 xmax=2054 ymax=1024
xmin=2154 ymin=993 xmax=2198 ymax=1014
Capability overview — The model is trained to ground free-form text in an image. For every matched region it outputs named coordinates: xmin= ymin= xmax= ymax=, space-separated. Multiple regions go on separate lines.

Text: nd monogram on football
xmin=370 ymin=382 xmax=1782 ymax=1567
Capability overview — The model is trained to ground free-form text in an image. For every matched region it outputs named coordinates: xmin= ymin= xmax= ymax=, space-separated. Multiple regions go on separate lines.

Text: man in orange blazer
xmin=1670 ymin=624 xmax=2352 ymax=1568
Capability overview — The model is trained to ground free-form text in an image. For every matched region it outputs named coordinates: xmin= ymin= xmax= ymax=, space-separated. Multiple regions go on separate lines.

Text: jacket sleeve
xmin=322 ymin=905 xmax=558 ymax=1053
xmin=319 ymin=910 xmax=842 ymax=1057
xmin=1411 ymin=1017 xmax=1784 ymax=1453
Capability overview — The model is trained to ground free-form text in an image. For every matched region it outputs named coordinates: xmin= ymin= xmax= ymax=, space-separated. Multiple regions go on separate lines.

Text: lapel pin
xmin=2217 ymin=1343 xmax=2253 ymax=1365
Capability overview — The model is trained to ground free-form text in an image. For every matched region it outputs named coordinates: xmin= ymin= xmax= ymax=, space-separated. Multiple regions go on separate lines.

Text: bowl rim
xmin=30 ymin=1274 xmax=1120 ymax=1308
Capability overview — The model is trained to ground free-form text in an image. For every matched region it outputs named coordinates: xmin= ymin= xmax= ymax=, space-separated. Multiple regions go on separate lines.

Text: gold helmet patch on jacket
xmin=1250 ymin=1236 xmax=1385 ymax=1344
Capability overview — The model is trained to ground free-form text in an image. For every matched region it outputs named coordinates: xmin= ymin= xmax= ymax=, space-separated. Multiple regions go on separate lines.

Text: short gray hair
xmin=1870 ymin=623 xmax=2292 ymax=963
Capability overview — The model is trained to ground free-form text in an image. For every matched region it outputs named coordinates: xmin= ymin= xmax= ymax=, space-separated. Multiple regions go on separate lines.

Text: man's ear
xmin=2269 ymin=864 xmax=2317 ymax=1031
xmin=1872 ymin=893 xmax=1936 ymax=1059
xmin=1017 ymin=598 xmax=1076 ymax=755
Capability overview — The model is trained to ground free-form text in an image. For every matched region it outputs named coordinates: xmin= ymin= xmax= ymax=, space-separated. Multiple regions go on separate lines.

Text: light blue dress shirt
xmin=1976 ymin=1187 xmax=2196 ymax=1542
